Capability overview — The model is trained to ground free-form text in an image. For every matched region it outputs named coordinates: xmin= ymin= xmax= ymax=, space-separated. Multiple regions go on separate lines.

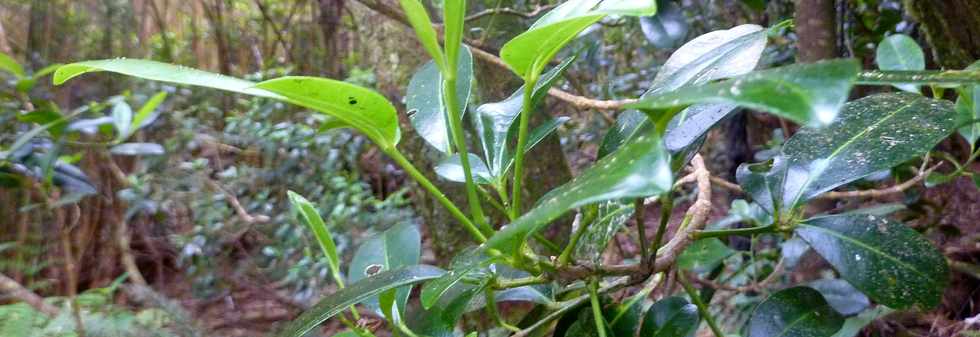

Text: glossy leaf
xmin=288 ymin=191 xmax=342 ymax=283
xmin=575 ymin=201 xmax=634 ymax=263
xmin=112 ymin=101 xmax=134 ymax=141
xmin=398 ymin=0 xmax=447 ymax=73
xmin=434 ymin=153 xmax=493 ymax=184
xmin=875 ymin=34 xmax=924 ymax=92
xmin=748 ymin=287 xmax=844 ymax=337
xmin=349 ymin=223 xmax=421 ymax=315
xmin=474 ymin=56 xmax=576 ymax=177
xmin=407 ymin=47 xmax=473 ymax=152
xmin=677 ymin=238 xmax=735 ymax=273
xmin=956 ymin=61 xmax=980 ymax=146
xmin=486 ymin=132 xmax=671 ymax=253
xmin=109 ymin=143 xmax=165 ymax=156
xmin=410 ymin=283 xmax=486 ymax=337
xmin=0 ymin=52 xmax=25 ymax=78
xmin=255 ymin=77 xmax=401 ymax=148
xmin=501 ymin=0 xmax=655 ymax=78
xmin=274 ymin=265 xmax=444 ymax=337
xmin=628 ymin=59 xmax=860 ymax=127
xmin=420 ymin=248 xmax=495 ymax=309
xmin=808 ymin=279 xmax=870 ymax=316
xmin=639 ymin=2 xmax=689 ymax=49
xmin=796 ymin=213 xmax=949 ymax=309
xmin=775 ymin=92 xmax=957 ymax=209
xmin=639 ymin=296 xmax=699 ymax=337
xmin=53 ymin=59 xmax=278 ymax=98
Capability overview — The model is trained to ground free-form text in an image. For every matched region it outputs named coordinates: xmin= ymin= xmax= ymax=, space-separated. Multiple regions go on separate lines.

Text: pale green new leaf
xmin=132 ymin=92 xmax=167 ymax=131
xmin=288 ymin=191 xmax=342 ymax=283
xmin=0 ymin=52 xmax=25 ymax=78
xmin=875 ymin=34 xmax=925 ymax=92
xmin=399 ymin=0 xmax=447 ymax=73
xmin=443 ymin=0 xmax=466 ymax=70
xmin=53 ymin=59 xmax=278 ymax=98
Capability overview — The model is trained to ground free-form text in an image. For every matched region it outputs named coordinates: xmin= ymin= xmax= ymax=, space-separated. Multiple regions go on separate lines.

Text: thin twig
xmin=464 ymin=4 xmax=557 ymax=21
xmin=0 ymin=272 xmax=59 ymax=316
xmin=817 ymin=163 xmax=941 ymax=199
xmin=205 ymin=179 xmax=271 ymax=224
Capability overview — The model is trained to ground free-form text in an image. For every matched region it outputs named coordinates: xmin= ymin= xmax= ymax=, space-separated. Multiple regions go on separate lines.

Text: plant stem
xmin=651 ymin=195 xmax=673 ymax=256
xmin=634 ymin=199 xmax=649 ymax=266
xmin=510 ymin=75 xmax=538 ymax=218
xmin=443 ymin=74 xmax=492 ymax=235
xmin=387 ymin=149 xmax=486 ymax=243
xmin=678 ymin=272 xmax=725 ymax=337
xmin=558 ymin=209 xmax=596 ymax=266
xmin=495 ymin=275 xmax=549 ymax=289
xmin=692 ymin=225 xmax=777 ymax=239
xmin=588 ymin=278 xmax=608 ymax=337
xmin=485 ymin=288 xmax=520 ymax=332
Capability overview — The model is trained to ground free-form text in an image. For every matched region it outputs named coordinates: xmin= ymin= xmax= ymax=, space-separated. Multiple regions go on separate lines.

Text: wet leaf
xmin=830 ymin=306 xmax=893 ymax=337
xmin=748 ymin=286 xmax=844 ymax=337
xmin=796 ymin=213 xmax=949 ymax=309
xmin=349 ymin=223 xmax=421 ymax=315
xmin=574 ymin=202 xmax=634 ymax=263
xmin=485 ymin=132 xmax=671 ymax=253
xmin=274 ymin=265 xmax=444 ymax=337
xmin=628 ymin=59 xmax=860 ymax=127
xmin=639 ymin=296 xmax=698 ymax=337
xmin=407 ymin=47 xmax=473 ymax=152
xmin=875 ymin=34 xmax=924 ymax=92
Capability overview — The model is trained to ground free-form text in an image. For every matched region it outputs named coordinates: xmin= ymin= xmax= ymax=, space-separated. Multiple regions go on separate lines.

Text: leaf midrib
xmin=798 ymin=223 xmax=934 ymax=282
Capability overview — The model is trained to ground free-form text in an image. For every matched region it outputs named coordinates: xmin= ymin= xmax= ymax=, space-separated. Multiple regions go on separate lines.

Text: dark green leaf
xmin=274 ymin=265 xmax=444 ymax=337
xmin=677 ymin=238 xmax=735 ymax=273
xmin=349 ymin=223 xmax=421 ymax=315
xmin=485 ymin=131 xmax=671 ymax=253
xmin=628 ymin=59 xmax=860 ymax=127
xmin=748 ymin=287 xmax=844 ymax=337
xmin=54 ymin=59 xmax=278 ymax=98
xmin=808 ymin=279 xmax=870 ymax=316
xmin=287 ymin=191 xmax=342 ymax=283
xmin=796 ymin=213 xmax=949 ymax=309
xmin=639 ymin=296 xmax=699 ymax=337
xmin=406 ymin=47 xmax=473 ymax=152
xmin=875 ymin=34 xmax=924 ymax=92
xmin=775 ymin=92 xmax=957 ymax=209
xmin=420 ymin=248 xmax=495 ymax=309
xmin=109 ymin=143 xmax=165 ymax=156
xmin=409 ymin=284 xmax=486 ymax=337
xmin=575 ymin=202 xmax=634 ymax=263
xmin=434 ymin=153 xmax=493 ymax=184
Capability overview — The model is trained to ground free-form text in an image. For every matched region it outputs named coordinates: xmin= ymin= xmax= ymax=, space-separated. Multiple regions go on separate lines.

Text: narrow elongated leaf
xmin=639 ymin=296 xmax=699 ymax=337
xmin=748 ymin=287 xmax=844 ymax=337
xmin=407 ymin=47 xmax=473 ymax=152
xmin=775 ymin=92 xmax=957 ymax=209
xmin=0 ymin=52 xmax=25 ymax=78
xmin=398 ymin=0 xmax=447 ymax=73
xmin=112 ymin=101 xmax=133 ymax=140
xmin=875 ymin=34 xmax=924 ymax=92
xmin=53 ymin=59 xmax=278 ymax=98
xmin=443 ymin=0 xmax=465 ymax=70
xmin=132 ymin=92 xmax=167 ymax=130
xmin=628 ymin=59 xmax=860 ymax=127
xmin=274 ymin=265 xmax=444 ymax=337
xmin=288 ymin=191 xmax=342 ymax=283
xmin=485 ymin=132 xmax=671 ymax=253
xmin=255 ymin=77 xmax=401 ymax=148
xmin=109 ymin=143 xmax=165 ymax=156
xmin=830 ymin=306 xmax=893 ymax=337
xmin=349 ymin=223 xmax=421 ymax=315
xmin=956 ymin=61 xmax=980 ymax=146
xmin=796 ymin=213 xmax=949 ymax=309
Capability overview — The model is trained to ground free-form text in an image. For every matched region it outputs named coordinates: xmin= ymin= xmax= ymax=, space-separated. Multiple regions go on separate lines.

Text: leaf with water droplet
xmin=748 ymin=286 xmax=844 ymax=337
xmin=796 ymin=213 xmax=949 ymax=309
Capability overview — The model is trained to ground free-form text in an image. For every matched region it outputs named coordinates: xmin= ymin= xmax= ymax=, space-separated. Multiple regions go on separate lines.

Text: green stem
xmin=495 ymin=275 xmax=549 ymax=289
xmin=510 ymin=75 xmax=538 ymax=218
xmin=634 ymin=199 xmax=649 ymax=266
xmin=588 ymin=278 xmax=608 ymax=337
xmin=651 ymin=195 xmax=673 ymax=257
xmin=485 ymin=288 xmax=521 ymax=332
xmin=442 ymin=74 xmax=492 ymax=235
xmin=692 ymin=224 xmax=778 ymax=240
xmin=558 ymin=208 xmax=596 ymax=266
xmin=387 ymin=149 xmax=486 ymax=242
xmin=678 ymin=272 xmax=725 ymax=337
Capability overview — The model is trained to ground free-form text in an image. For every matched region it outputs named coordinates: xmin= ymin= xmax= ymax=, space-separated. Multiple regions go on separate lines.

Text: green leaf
xmin=774 ymin=92 xmax=957 ymax=209
xmin=112 ymin=100 xmax=134 ymax=141
xmin=796 ymin=213 xmax=949 ymax=309
xmin=808 ymin=279 xmax=870 ymax=316
xmin=53 ymin=59 xmax=278 ymax=98
xmin=474 ymin=56 xmax=576 ymax=177
xmin=420 ymin=248 xmax=495 ymax=309
xmin=443 ymin=0 xmax=466 ymax=71
xmin=501 ymin=0 xmax=655 ymax=79
xmin=255 ymin=76 xmax=401 ymax=148
xmin=410 ymin=283 xmax=487 ymax=337
xmin=748 ymin=286 xmax=844 ymax=337
xmin=132 ymin=92 xmax=167 ymax=131
xmin=639 ymin=296 xmax=699 ymax=337
xmin=575 ymin=201 xmax=634 ymax=263
xmin=434 ymin=153 xmax=493 ymax=184
xmin=0 ymin=52 xmax=25 ymax=78
xmin=628 ymin=59 xmax=860 ymax=127
xmin=407 ymin=47 xmax=473 ymax=152
xmin=875 ymin=34 xmax=925 ymax=92
xmin=485 ymin=131 xmax=671 ymax=253
xmin=288 ymin=191 xmax=342 ymax=284
xmin=956 ymin=61 xmax=980 ymax=146
xmin=274 ymin=265 xmax=444 ymax=337
xmin=638 ymin=2 xmax=689 ymax=49
xmin=677 ymin=238 xmax=735 ymax=273
xmin=830 ymin=306 xmax=893 ymax=337
xmin=398 ymin=0 xmax=447 ymax=73
xmin=349 ymin=223 xmax=422 ymax=315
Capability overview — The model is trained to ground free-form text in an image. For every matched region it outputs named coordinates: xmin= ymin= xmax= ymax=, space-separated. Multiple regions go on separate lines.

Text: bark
xmin=317 ymin=0 xmax=347 ymax=77
xmin=904 ymin=0 xmax=980 ymax=69
xmin=795 ymin=0 xmax=837 ymax=62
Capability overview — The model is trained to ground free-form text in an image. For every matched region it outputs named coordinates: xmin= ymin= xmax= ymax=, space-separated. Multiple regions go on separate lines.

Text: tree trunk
xmin=904 ymin=0 xmax=980 ymax=69
xmin=317 ymin=0 xmax=347 ymax=78
xmin=795 ymin=0 xmax=837 ymax=62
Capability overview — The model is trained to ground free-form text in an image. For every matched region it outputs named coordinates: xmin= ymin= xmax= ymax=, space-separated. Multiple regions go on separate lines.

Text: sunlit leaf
xmin=274 ymin=265 xmax=444 ymax=337
xmin=796 ymin=213 xmax=949 ymax=309
xmin=748 ymin=287 xmax=844 ymax=337
xmin=132 ymin=91 xmax=167 ymax=131
xmin=875 ymin=34 xmax=925 ymax=92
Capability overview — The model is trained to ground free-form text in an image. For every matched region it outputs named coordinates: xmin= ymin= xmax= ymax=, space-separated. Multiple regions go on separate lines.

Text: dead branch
xmin=0 ymin=272 xmax=59 ymax=316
